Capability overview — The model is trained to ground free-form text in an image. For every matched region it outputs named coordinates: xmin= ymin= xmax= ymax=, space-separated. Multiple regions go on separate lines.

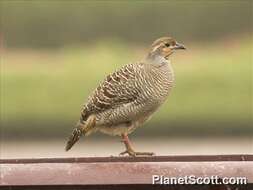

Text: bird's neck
xmin=145 ymin=54 xmax=170 ymax=66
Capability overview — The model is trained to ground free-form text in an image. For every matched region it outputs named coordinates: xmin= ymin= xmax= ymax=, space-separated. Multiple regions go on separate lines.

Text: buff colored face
xmin=150 ymin=37 xmax=186 ymax=59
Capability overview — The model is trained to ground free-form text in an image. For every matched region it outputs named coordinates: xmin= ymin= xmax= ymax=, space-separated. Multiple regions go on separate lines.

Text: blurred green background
xmin=0 ymin=1 xmax=252 ymax=141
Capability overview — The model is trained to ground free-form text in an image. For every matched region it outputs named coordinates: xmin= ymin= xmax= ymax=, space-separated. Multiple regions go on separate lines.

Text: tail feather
xmin=65 ymin=115 xmax=96 ymax=151
xmin=65 ymin=127 xmax=83 ymax=151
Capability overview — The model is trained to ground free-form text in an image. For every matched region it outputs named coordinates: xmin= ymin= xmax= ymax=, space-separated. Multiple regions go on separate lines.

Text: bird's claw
xmin=136 ymin=151 xmax=155 ymax=156
xmin=119 ymin=150 xmax=155 ymax=157
xmin=119 ymin=150 xmax=136 ymax=157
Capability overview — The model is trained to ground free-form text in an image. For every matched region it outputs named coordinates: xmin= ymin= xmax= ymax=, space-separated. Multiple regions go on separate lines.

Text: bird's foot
xmin=119 ymin=149 xmax=155 ymax=157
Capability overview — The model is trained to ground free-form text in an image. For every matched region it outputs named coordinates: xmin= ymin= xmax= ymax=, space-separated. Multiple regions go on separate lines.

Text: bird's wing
xmin=80 ymin=63 xmax=143 ymax=122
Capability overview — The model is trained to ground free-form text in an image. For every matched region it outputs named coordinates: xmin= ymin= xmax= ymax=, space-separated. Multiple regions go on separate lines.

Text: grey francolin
xmin=65 ymin=37 xmax=186 ymax=156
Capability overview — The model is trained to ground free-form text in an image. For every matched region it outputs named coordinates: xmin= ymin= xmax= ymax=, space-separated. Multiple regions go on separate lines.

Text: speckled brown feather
xmin=81 ymin=63 xmax=140 ymax=122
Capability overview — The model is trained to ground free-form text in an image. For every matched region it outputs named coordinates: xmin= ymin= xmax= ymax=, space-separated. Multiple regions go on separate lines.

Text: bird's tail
xmin=65 ymin=126 xmax=83 ymax=151
xmin=65 ymin=115 xmax=96 ymax=151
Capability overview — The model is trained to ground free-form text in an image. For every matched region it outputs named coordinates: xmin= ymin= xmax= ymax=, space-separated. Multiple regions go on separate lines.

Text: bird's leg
xmin=119 ymin=134 xmax=155 ymax=157
xmin=119 ymin=134 xmax=135 ymax=156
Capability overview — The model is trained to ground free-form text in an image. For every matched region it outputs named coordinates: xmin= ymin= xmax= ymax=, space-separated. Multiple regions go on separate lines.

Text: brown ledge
xmin=0 ymin=155 xmax=252 ymax=189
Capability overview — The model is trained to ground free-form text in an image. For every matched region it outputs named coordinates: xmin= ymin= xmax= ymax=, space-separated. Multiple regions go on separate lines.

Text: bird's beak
xmin=173 ymin=43 xmax=186 ymax=50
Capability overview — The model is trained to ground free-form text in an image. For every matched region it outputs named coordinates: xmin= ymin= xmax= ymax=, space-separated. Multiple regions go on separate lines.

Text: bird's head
xmin=147 ymin=37 xmax=186 ymax=60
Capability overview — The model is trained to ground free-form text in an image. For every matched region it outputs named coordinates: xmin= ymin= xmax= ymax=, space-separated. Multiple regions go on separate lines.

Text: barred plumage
xmin=65 ymin=37 xmax=186 ymax=156
xmin=65 ymin=127 xmax=82 ymax=151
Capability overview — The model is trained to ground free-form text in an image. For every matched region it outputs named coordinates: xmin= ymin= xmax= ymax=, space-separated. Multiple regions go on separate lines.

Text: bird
xmin=65 ymin=37 xmax=186 ymax=156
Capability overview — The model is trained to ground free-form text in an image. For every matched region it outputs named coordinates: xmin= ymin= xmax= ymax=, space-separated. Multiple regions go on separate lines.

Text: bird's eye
xmin=164 ymin=43 xmax=170 ymax=47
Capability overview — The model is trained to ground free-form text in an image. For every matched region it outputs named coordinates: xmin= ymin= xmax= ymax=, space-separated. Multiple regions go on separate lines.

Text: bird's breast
xmin=138 ymin=63 xmax=174 ymax=105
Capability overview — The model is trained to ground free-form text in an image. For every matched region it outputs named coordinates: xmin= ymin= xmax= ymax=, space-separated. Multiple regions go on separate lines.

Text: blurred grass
xmin=1 ymin=36 xmax=252 ymax=138
xmin=1 ymin=1 xmax=252 ymax=48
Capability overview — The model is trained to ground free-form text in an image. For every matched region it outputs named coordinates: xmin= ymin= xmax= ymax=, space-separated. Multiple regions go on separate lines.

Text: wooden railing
xmin=1 ymin=155 xmax=252 ymax=190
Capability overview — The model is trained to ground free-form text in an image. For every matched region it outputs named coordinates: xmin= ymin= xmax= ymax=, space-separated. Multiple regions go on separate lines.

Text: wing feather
xmin=80 ymin=63 xmax=142 ymax=123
